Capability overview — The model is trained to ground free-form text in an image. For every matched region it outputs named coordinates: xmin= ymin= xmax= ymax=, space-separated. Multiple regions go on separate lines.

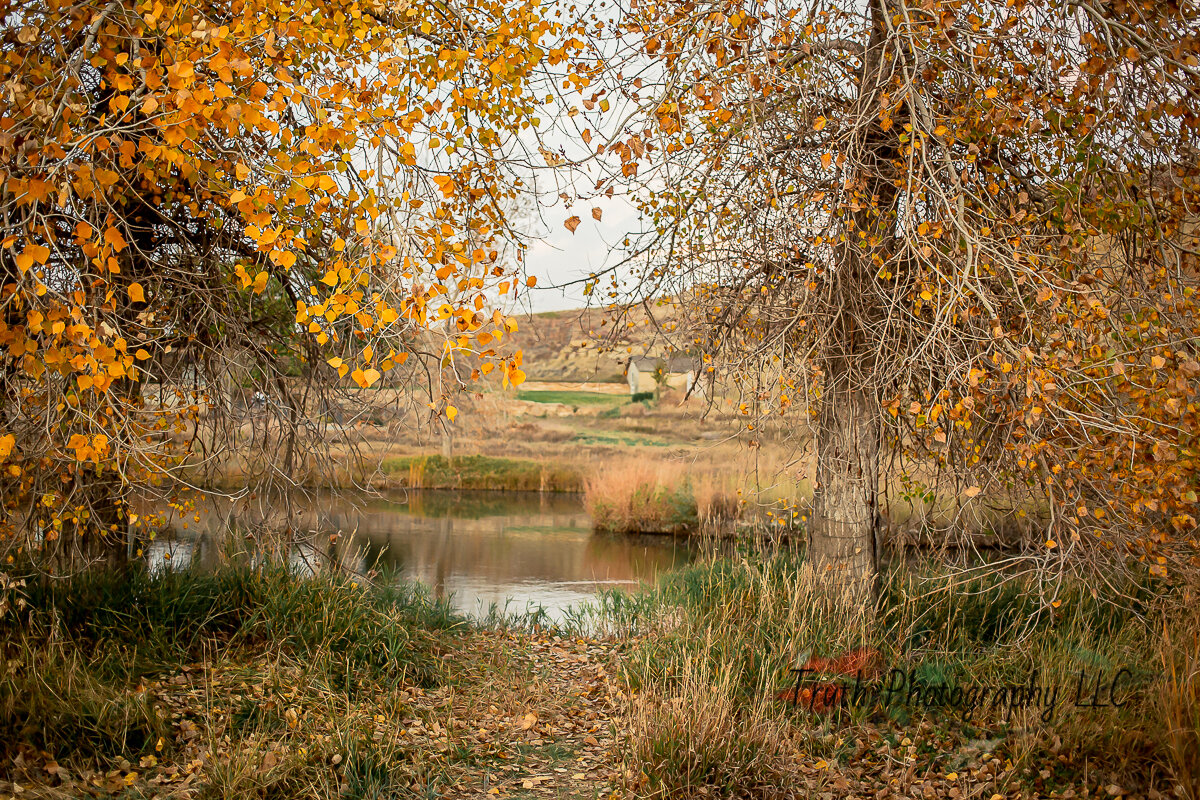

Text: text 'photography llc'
xmin=779 ymin=646 xmax=1143 ymax=725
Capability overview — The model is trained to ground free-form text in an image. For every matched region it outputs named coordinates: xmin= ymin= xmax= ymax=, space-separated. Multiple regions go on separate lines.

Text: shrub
xmin=585 ymin=460 xmax=697 ymax=534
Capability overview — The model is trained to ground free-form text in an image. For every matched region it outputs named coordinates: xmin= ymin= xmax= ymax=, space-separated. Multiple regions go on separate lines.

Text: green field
xmin=517 ymin=389 xmax=627 ymax=407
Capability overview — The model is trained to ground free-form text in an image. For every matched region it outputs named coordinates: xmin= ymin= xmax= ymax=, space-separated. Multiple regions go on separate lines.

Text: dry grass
xmin=1156 ymin=596 xmax=1200 ymax=799
xmin=620 ymin=638 xmax=796 ymax=798
xmin=585 ymin=460 xmax=695 ymax=534
xmin=598 ymin=554 xmax=1188 ymax=797
xmin=582 ymin=459 xmax=740 ymax=535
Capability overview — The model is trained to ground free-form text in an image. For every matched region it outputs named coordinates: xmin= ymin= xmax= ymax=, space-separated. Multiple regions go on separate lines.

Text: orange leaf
xmin=591 ymin=207 xmax=603 ymax=221
xmin=128 ymin=283 xmax=145 ymax=303
xmin=564 ymin=216 xmax=581 ymax=233
xmin=105 ymin=227 xmax=128 ymax=253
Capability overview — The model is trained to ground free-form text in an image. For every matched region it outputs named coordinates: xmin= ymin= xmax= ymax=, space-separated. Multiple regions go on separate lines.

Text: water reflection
xmin=147 ymin=490 xmax=691 ymax=621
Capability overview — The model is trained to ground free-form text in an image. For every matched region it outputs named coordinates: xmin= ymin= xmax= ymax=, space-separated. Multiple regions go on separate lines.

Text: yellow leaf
xmin=14 ymin=251 xmax=33 ymax=274
xmin=135 ymin=348 xmax=151 ymax=360
xmin=128 ymin=283 xmax=145 ymax=303
xmin=813 ymin=116 xmax=827 ymax=131
xmin=446 ymin=405 xmax=457 ymax=421
xmin=327 ymin=357 xmax=343 ymax=368
xmin=363 ymin=368 xmax=381 ymax=386
xmin=235 ymin=162 xmax=250 ymax=181
xmin=0 ymin=433 xmax=14 ymax=462
xmin=251 ymin=271 xmax=269 ymax=293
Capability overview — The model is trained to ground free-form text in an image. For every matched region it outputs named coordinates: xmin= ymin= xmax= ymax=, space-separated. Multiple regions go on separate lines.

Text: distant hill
xmin=514 ymin=306 xmax=694 ymax=382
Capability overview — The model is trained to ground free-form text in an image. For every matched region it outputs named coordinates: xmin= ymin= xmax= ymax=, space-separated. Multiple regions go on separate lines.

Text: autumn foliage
xmin=0 ymin=0 xmax=582 ymax=562
xmin=592 ymin=0 xmax=1200 ymax=582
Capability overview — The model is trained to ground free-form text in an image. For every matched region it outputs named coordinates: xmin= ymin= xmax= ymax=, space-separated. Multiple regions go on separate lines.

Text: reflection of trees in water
xmin=146 ymin=490 xmax=692 ymax=602
xmin=353 ymin=517 xmax=692 ymax=588
xmin=583 ymin=534 xmax=691 ymax=581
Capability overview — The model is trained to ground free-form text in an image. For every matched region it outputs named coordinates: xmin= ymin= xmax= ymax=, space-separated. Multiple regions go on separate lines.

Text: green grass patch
xmin=517 ymin=389 xmax=626 ymax=407
xmin=572 ymin=429 xmax=672 ymax=447
xmin=380 ymin=454 xmax=583 ymax=492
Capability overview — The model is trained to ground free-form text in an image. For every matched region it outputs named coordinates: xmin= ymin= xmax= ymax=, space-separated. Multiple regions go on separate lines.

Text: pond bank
xmin=0 ymin=566 xmax=626 ymax=799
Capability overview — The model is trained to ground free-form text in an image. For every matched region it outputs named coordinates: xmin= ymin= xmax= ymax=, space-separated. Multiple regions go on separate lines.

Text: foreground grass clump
xmin=0 ymin=564 xmax=457 ymax=761
xmin=589 ymin=554 xmax=1195 ymax=798
xmin=380 ymin=453 xmax=582 ymax=491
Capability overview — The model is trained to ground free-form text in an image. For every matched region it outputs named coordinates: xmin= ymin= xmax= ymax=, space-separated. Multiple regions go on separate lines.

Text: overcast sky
xmin=514 ymin=191 xmax=639 ymax=314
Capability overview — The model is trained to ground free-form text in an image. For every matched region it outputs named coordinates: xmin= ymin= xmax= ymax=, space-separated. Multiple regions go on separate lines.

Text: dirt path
xmin=424 ymin=631 xmax=626 ymax=799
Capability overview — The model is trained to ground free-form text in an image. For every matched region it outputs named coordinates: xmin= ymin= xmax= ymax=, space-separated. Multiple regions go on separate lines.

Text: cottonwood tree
xmin=589 ymin=0 xmax=1200 ymax=592
xmin=0 ymin=0 xmax=583 ymax=566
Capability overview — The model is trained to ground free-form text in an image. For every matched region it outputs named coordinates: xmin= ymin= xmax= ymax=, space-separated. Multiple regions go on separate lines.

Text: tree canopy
xmin=0 ymin=0 xmax=585 ymax=563
xmin=592 ymin=0 xmax=1200 ymax=585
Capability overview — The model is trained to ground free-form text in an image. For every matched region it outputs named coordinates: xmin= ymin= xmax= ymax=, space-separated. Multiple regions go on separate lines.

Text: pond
xmin=146 ymin=489 xmax=692 ymax=622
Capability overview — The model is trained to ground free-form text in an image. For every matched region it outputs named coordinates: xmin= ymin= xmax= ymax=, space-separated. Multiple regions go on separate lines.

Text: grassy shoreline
xmin=379 ymin=454 xmax=584 ymax=493
xmin=3 ymin=557 xmax=1195 ymax=799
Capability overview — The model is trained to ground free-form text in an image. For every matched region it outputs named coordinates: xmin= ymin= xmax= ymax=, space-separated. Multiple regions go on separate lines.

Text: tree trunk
xmin=803 ymin=0 xmax=897 ymax=600
xmin=810 ymin=372 xmax=882 ymax=598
